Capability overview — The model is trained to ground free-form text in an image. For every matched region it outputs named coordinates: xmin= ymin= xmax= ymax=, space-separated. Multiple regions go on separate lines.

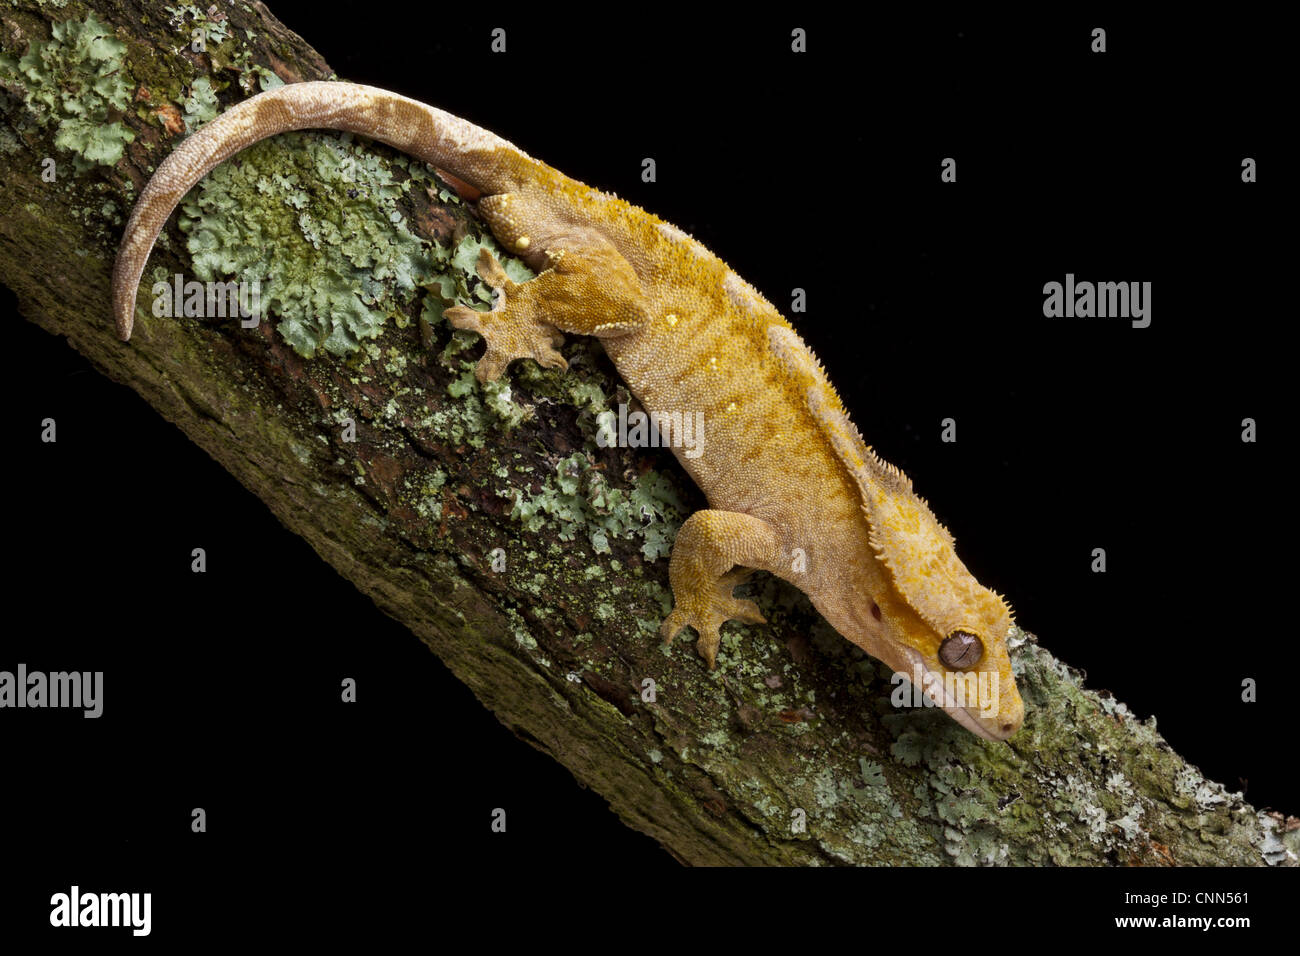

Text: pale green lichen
xmin=481 ymin=378 xmax=531 ymax=430
xmin=182 ymin=76 xmax=219 ymax=131
xmin=0 ymin=13 xmax=135 ymax=170
xmin=858 ymin=759 xmax=887 ymax=788
xmin=179 ymin=131 xmax=442 ymax=358
xmin=514 ymin=353 xmax=612 ymax=415
xmin=1259 ymin=813 xmax=1300 ymax=865
xmin=165 ymin=3 xmax=230 ymax=46
xmin=506 ymin=451 xmax=685 ymax=561
xmin=413 ymin=468 xmax=447 ymax=521
xmin=165 ymin=4 xmax=205 ymax=27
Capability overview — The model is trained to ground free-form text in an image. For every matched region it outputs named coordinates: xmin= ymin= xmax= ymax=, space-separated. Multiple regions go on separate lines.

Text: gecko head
xmin=846 ymin=466 xmax=1026 ymax=740
xmin=846 ymin=516 xmax=1024 ymax=741
xmin=904 ymin=618 xmax=1023 ymax=742
xmin=860 ymin=592 xmax=1023 ymax=742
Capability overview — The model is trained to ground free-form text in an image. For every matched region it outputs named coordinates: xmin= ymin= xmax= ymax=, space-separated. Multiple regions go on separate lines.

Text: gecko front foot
xmin=660 ymin=510 xmax=781 ymax=669
xmin=445 ymin=248 xmax=567 ymax=383
xmin=660 ymin=568 xmax=766 ymax=669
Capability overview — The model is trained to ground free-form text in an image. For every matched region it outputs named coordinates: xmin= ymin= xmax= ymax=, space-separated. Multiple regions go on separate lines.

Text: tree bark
xmin=1 ymin=0 xmax=1295 ymax=866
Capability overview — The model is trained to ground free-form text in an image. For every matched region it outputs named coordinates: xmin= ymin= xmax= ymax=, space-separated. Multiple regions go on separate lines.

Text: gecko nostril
xmin=1002 ymin=723 xmax=1014 ymax=733
xmin=870 ymin=602 xmax=881 ymax=621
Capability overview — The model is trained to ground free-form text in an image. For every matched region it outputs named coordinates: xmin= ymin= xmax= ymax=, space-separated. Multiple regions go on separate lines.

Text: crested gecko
xmin=111 ymin=81 xmax=1024 ymax=741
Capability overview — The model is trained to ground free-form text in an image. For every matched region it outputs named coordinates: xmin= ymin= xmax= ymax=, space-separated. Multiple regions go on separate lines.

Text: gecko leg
xmin=445 ymin=227 xmax=649 ymax=383
xmin=660 ymin=510 xmax=782 ymax=669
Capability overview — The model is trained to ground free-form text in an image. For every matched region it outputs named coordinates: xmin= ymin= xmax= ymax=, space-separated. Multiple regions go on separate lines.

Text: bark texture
xmin=2 ymin=0 xmax=1295 ymax=866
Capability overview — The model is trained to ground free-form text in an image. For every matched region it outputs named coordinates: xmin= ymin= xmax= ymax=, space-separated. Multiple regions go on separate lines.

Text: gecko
xmin=111 ymin=81 xmax=1024 ymax=742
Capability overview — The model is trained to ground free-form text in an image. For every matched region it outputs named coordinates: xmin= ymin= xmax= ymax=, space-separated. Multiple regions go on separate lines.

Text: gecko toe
xmin=474 ymin=348 xmax=512 ymax=383
xmin=537 ymin=343 xmax=568 ymax=371
xmin=445 ymin=305 xmax=484 ymax=332
xmin=696 ymin=631 xmax=721 ymax=669
xmin=474 ymin=248 xmax=510 ymax=288
xmin=729 ymin=598 xmax=766 ymax=625
xmin=660 ymin=608 xmax=688 ymax=645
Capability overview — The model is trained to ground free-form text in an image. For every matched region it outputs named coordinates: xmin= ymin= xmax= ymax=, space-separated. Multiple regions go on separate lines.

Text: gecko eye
xmin=939 ymin=630 xmax=983 ymax=670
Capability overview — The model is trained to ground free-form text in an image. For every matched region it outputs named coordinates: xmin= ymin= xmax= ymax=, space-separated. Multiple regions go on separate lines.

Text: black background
xmin=2 ymin=5 xmax=1292 ymax=941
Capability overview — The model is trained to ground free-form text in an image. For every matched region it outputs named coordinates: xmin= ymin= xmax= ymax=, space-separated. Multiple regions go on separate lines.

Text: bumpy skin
xmin=112 ymin=81 xmax=1024 ymax=741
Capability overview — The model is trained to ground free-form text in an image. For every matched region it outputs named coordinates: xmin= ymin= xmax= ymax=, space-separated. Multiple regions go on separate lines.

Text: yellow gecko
xmin=111 ymin=81 xmax=1024 ymax=741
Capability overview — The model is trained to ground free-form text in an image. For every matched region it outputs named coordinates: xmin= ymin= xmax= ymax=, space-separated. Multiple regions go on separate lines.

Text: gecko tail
xmin=112 ymin=80 xmax=532 ymax=340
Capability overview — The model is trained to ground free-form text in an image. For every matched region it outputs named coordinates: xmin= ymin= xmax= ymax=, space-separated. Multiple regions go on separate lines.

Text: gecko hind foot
xmin=660 ymin=568 xmax=766 ymax=670
xmin=445 ymin=248 xmax=567 ymax=382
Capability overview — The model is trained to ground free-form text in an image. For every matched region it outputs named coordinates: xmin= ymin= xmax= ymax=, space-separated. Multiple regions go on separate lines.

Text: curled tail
xmin=112 ymin=80 xmax=532 ymax=340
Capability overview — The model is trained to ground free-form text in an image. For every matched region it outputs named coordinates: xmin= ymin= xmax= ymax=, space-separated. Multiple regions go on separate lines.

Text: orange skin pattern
xmin=113 ymin=82 xmax=1023 ymax=741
